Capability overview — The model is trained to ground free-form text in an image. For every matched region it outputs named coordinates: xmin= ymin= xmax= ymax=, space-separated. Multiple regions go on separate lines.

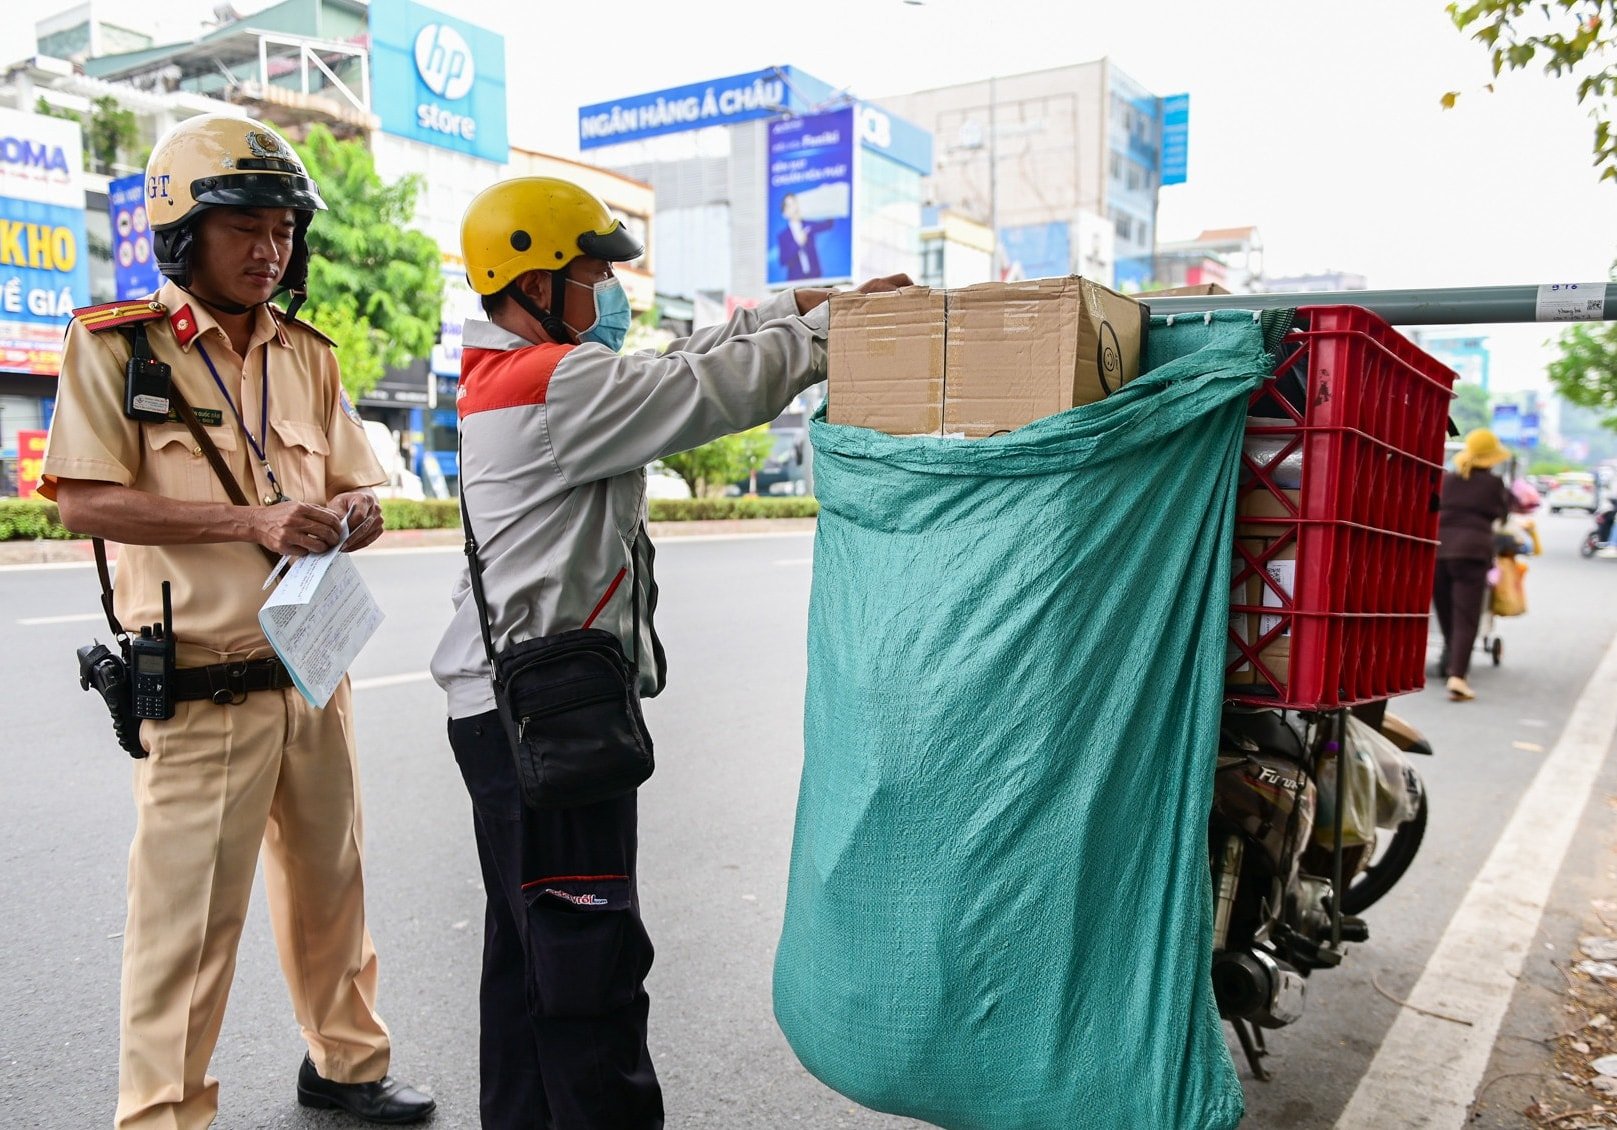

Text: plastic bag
xmin=1313 ymin=739 xmax=1378 ymax=849
xmin=1344 ymin=715 xmax=1418 ymax=829
xmin=1492 ymin=557 xmax=1528 ymax=617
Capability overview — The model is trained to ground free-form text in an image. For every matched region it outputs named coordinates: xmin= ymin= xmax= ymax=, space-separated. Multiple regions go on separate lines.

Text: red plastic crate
xmin=1226 ymin=306 xmax=1458 ymax=710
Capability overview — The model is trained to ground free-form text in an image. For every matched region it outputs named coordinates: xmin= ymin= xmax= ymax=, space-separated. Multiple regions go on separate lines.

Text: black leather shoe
xmin=296 ymin=1054 xmax=436 ymax=1124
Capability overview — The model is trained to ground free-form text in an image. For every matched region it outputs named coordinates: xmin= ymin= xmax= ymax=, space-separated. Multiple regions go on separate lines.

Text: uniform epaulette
xmin=275 ymin=307 xmax=337 ymax=348
xmin=73 ymin=299 xmax=167 ymax=333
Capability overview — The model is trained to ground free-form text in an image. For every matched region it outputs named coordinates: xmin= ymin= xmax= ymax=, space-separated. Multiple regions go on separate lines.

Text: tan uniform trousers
xmin=114 ymin=676 xmax=391 ymax=1130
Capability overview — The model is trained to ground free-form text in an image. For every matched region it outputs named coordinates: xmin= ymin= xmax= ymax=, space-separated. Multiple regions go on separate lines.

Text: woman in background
xmin=1434 ymin=428 xmax=1517 ymax=701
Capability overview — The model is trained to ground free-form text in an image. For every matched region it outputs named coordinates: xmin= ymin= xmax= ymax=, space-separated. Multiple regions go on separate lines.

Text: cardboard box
xmin=827 ymin=277 xmax=1145 ymax=437
xmin=1228 ymin=488 xmax=1299 ymax=686
xmin=1146 ymin=283 xmax=1231 ymax=298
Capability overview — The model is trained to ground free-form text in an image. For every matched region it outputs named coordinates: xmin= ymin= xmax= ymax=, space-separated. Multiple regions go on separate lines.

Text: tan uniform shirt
xmin=40 ymin=280 xmax=384 ymax=658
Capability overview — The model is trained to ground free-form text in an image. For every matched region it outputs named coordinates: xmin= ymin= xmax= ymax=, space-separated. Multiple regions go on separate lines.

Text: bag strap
xmin=456 ymin=426 xmax=644 ymax=691
xmin=456 ymin=426 xmax=502 ymax=685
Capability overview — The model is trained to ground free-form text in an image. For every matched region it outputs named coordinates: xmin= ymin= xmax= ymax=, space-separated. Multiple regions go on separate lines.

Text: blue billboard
xmin=1000 ymin=222 xmax=1071 ymax=281
xmin=580 ymin=66 xmax=932 ymax=176
xmin=767 ymin=107 xmax=855 ymax=285
xmin=1160 ymin=93 xmax=1190 ymax=186
xmin=0 ymin=107 xmax=89 ymax=376
xmin=368 ymin=0 xmax=507 ymax=163
xmin=1491 ymin=403 xmax=1521 ymax=443
xmin=108 ymin=173 xmax=159 ymax=299
xmin=581 ymin=67 xmax=793 ymax=149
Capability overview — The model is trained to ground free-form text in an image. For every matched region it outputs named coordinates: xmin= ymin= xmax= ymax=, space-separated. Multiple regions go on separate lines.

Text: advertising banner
xmin=369 ymin=0 xmax=507 ymax=163
xmin=109 ymin=172 xmax=159 ymax=299
xmin=430 ymin=254 xmax=481 ymax=378
xmin=581 ymin=67 xmax=792 ymax=149
xmin=1160 ymin=94 xmax=1190 ymax=186
xmin=0 ymin=106 xmax=89 ymax=376
xmin=766 ymin=107 xmax=855 ymax=286
xmin=999 ymin=222 xmax=1071 ymax=281
xmin=1491 ymin=402 xmax=1521 ymax=443
xmin=579 ymin=67 xmax=933 ymax=176
xmin=16 ymin=428 xmax=46 ymax=498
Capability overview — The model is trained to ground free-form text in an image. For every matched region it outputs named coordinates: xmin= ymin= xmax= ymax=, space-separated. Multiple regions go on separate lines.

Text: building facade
xmin=878 ymin=59 xmax=1182 ymax=290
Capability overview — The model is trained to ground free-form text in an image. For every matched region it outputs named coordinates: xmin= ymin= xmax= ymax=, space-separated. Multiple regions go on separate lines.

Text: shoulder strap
xmin=456 ymin=427 xmax=502 ymax=686
xmin=456 ymin=428 xmax=644 ymax=691
xmin=91 ymin=326 xmax=283 ymax=628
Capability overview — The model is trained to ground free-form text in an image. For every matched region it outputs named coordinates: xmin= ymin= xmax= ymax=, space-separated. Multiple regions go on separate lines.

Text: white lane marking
xmin=1335 ymin=627 xmax=1617 ymax=1129
xmin=351 ymin=671 xmax=433 ymax=691
xmin=774 ymin=558 xmax=814 ymax=566
xmin=0 ymin=560 xmax=96 ymax=573
xmin=16 ymin=612 xmax=103 ymax=625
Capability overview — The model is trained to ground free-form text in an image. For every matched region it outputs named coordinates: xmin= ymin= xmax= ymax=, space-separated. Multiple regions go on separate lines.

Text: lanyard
xmin=195 ymin=341 xmax=286 ymax=504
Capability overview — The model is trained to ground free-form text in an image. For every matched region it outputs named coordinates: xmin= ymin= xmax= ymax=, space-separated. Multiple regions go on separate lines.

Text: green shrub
xmin=0 ymin=499 xmax=74 ymax=540
xmin=0 ymin=494 xmax=816 ymax=541
xmin=379 ymin=498 xmax=462 ymax=530
xmin=648 ymin=497 xmax=819 ymax=521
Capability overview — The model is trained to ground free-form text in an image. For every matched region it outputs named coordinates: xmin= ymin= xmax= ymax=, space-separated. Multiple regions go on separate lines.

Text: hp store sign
xmin=370 ymin=0 xmax=507 ymax=162
xmin=415 ymin=25 xmax=475 ymax=102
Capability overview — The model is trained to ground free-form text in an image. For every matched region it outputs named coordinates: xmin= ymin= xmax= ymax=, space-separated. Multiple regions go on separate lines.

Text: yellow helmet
xmin=146 ymin=113 xmax=325 ymax=291
xmin=461 ymin=177 xmax=642 ymax=296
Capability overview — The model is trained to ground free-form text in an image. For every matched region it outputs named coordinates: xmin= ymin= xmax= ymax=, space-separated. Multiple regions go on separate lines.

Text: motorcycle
xmin=1580 ymin=497 xmax=1615 ymax=558
xmin=1208 ymin=701 xmax=1430 ymax=1080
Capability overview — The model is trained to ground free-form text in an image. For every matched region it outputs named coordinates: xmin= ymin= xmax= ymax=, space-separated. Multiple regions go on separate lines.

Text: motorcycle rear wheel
xmin=1582 ymin=534 xmax=1600 ymax=559
xmin=1339 ymin=791 xmax=1428 ymax=916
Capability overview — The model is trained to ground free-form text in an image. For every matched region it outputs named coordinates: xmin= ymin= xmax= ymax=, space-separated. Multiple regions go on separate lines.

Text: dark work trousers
xmin=1432 ymin=557 xmax=1492 ymax=679
xmin=449 ymin=712 xmax=663 ymax=1130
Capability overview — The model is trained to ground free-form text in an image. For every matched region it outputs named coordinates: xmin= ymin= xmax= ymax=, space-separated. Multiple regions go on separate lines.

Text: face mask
xmin=575 ymin=278 xmax=632 ymax=352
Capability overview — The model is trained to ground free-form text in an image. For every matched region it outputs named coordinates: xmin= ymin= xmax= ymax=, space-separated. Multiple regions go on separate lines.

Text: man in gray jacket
xmin=429 ymin=175 xmax=906 ymax=1129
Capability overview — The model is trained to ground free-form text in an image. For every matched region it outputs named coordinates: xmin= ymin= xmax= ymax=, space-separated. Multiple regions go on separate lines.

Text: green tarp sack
xmin=774 ymin=312 xmax=1276 ymax=1130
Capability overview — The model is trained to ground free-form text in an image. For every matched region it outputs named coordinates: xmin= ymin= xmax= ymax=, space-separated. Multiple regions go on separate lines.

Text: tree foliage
xmin=1445 ymin=0 xmax=1617 ymax=182
xmin=34 ymin=95 xmax=138 ymax=174
xmin=661 ymin=425 xmax=778 ymax=497
xmin=1547 ymin=317 xmax=1617 ymax=427
xmin=292 ymin=125 xmax=442 ymax=398
xmin=1450 ymin=381 xmax=1494 ymax=435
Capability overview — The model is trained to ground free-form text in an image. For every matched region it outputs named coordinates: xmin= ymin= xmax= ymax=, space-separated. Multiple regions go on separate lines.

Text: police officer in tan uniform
xmin=39 ymin=114 xmax=435 ymax=1128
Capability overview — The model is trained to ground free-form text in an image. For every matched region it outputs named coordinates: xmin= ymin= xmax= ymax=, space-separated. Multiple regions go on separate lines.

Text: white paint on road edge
xmin=1336 ymin=627 xmax=1617 ymax=1129
xmin=17 ymin=611 xmax=102 ymax=625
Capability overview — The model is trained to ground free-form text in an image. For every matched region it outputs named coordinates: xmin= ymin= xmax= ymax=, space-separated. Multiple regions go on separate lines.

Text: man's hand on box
xmin=854 ymin=274 xmax=913 ymax=295
xmin=794 ymin=275 xmax=913 ymax=316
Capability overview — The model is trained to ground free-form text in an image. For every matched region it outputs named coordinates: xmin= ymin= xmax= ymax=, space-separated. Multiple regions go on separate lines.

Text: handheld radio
xmin=129 ymin=581 xmax=176 ymax=720
xmin=123 ymin=324 xmax=172 ymax=424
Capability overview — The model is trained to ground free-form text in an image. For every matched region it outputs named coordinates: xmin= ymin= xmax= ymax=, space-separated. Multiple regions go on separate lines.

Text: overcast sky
xmin=7 ymin=0 xmax=1612 ymax=392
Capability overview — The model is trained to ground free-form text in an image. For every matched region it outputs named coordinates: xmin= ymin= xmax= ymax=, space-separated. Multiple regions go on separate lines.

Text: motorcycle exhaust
xmin=1212 ymin=949 xmax=1306 ymax=1029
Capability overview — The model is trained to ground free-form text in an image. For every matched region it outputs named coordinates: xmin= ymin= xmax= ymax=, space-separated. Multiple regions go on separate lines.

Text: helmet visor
xmin=189 ymin=171 xmax=327 ymax=216
xmin=578 ymin=221 xmax=643 ymax=263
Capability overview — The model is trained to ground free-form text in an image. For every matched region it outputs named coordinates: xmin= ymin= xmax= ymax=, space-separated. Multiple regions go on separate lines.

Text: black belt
xmin=174 ymin=658 xmax=295 ymax=704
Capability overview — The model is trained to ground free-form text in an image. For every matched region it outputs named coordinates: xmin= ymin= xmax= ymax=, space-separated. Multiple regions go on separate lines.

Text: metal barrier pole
xmin=1144 ymin=283 xmax=1615 ymax=326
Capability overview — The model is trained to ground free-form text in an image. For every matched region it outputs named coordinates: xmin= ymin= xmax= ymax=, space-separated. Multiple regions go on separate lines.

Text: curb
xmin=0 ymin=518 xmax=819 ymax=566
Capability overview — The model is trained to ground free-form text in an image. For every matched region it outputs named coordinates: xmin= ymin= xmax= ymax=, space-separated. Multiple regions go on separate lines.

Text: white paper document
xmin=258 ymin=514 xmax=383 ymax=708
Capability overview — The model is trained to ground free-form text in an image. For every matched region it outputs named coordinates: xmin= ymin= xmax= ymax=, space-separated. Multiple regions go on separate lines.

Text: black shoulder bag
xmin=458 ymin=455 xmax=654 ymax=809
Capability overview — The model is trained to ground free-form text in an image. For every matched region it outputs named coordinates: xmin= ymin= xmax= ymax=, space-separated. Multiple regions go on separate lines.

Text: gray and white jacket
xmin=430 ymin=289 xmax=829 ymax=720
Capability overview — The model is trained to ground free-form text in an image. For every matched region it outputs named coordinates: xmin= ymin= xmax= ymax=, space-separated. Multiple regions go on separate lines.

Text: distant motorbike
xmin=1580 ymin=497 xmax=1615 ymax=558
xmin=1209 ymin=702 xmax=1429 ymax=1080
